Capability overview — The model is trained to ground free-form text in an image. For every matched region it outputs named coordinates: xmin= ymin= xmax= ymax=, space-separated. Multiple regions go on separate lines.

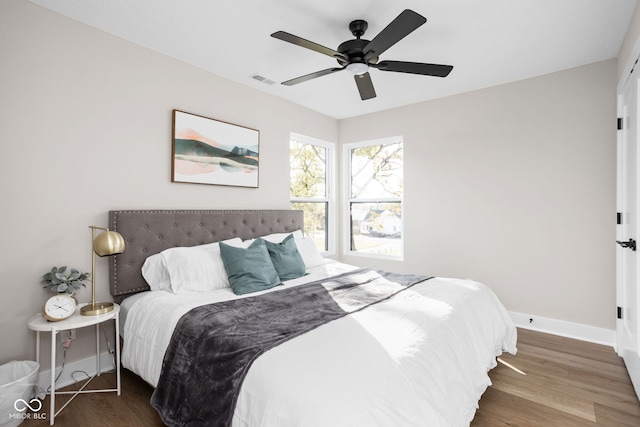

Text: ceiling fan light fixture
xmin=346 ymin=62 xmax=369 ymax=75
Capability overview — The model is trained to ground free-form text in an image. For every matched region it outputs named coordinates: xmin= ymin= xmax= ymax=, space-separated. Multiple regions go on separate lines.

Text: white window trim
xmin=342 ymin=136 xmax=404 ymax=261
xmin=290 ymin=133 xmax=336 ymax=256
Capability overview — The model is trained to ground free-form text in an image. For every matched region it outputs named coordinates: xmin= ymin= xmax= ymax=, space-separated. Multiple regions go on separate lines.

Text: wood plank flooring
xmin=21 ymin=328 xmax=640 ymax=426
xmin=471 ymin=328 xmax=640 ymax=426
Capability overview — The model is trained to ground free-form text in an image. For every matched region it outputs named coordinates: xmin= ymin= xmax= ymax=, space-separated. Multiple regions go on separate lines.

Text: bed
xmin=108 ymin=209 xmax=517 ymax=427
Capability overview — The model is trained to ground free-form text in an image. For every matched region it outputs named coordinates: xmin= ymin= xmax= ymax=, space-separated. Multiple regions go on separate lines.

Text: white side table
xmin=28 ymin=303 xmax=121 ymax=425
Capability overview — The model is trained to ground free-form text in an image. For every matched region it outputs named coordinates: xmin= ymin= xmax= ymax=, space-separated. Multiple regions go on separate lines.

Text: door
xmin=617 ymin=69 xmax=640 ymax=399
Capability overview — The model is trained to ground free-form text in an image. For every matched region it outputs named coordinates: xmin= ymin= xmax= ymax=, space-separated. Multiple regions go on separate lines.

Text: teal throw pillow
xmin=260 ymin=234 xmax=307 ymax=281
xmin=219 ymin=239 xmax=282 ymax=295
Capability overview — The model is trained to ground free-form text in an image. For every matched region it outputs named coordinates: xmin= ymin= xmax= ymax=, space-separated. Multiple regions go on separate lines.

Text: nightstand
xmin=28 ymin=303 xmax=121 ymax=425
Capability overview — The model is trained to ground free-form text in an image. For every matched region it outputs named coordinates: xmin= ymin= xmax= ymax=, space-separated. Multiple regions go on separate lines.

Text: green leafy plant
xmin=42 ymin=266 xmax=90 ymax=294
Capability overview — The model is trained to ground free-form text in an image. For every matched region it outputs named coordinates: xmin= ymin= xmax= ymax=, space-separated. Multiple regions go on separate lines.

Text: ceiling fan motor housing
xmin=338 ymin=20 xmax=378 ymax=66
xmin=337 ymin=38 xmax=374 ymax=66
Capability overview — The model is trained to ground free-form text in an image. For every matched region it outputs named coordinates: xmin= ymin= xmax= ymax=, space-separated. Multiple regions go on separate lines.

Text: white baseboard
xmin=36 ymin=351 xmax=116 ymax=397
xmin=509 ymin=311 xmax=616 ymax=348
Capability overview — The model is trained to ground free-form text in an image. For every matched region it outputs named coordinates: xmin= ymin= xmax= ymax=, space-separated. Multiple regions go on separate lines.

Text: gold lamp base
xmin=81 ymin=302 xmax=114 ymax=316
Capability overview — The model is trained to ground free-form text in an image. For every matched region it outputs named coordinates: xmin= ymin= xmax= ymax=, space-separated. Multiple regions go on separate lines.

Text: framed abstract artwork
xmin=171 ymin=110 xmax=259 ymax=188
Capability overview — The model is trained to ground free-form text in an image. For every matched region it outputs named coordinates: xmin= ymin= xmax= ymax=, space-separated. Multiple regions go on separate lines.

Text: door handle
xmin=616 ymin=238 xmax=637 ymax=251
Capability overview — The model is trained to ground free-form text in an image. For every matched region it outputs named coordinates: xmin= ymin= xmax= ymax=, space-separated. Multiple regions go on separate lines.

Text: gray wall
xmin=0 ymin=0 xmax=621 ymax=369
xmin=339 ymin=60 xmax=617 ymax=330
xmin=0 ymin=0 xmax=338 ymax=366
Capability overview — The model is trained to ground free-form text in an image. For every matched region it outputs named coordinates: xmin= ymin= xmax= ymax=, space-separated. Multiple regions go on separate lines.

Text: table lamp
xmin=81 ymin=226 xmax=125 ymax=316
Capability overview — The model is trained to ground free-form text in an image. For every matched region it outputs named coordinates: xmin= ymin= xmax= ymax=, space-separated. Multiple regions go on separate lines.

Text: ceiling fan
xmin=271 ymin=9 xmax=453 ymax=101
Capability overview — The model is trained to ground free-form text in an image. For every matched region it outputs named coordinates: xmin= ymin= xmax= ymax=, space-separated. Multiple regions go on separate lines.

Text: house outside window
xmin=289 ymin=133 xmax=335 ymax=254
xmin=344 ymin=137 xmax=403 ymax=259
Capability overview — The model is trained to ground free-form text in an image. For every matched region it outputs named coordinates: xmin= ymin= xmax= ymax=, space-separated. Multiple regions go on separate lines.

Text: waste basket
xmin=0 ymin=361 xmax=40 ymax=427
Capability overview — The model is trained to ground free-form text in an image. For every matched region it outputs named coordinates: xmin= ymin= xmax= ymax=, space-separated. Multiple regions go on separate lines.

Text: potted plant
xmin=41 ymin=266 xmax=90 ymax=294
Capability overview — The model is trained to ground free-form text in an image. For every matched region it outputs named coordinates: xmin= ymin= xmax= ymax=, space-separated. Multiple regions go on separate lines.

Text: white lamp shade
xmin=346 ymin=63 xmax=369 ymax=75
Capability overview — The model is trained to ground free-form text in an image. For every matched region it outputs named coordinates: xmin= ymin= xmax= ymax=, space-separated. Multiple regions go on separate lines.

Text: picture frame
xmin=171 ymin=110 xmax=260 ymax=188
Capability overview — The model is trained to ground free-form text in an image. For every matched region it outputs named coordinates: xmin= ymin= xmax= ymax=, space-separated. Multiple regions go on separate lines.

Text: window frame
xmin=342 ymin=136 xmax=404 ymax=261
xmin=289 ymin=133 xmax=336 ymax=256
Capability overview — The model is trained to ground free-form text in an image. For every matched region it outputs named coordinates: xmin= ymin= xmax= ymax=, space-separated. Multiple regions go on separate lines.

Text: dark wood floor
xmin=21 ymin=328 xmax=640 ymax=426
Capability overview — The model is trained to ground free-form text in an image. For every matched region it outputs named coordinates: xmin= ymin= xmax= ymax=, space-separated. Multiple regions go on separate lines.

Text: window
xmin=290 ymin=133 xmax=335 ymax=254
xmin=345 ymin=137 xmax=403 ymax=259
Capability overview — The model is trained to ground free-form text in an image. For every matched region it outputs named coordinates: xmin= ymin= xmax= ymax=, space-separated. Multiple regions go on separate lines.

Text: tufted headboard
xmin=107 ymin=210 xmax=304 ymax=302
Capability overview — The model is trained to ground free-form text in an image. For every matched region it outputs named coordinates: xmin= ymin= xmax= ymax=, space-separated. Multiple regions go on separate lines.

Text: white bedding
xmin=122 ymin=260 xmax=517 ymax=426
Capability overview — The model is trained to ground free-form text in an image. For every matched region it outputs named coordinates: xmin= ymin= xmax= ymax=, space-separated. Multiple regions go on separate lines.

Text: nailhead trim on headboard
xmin=108 ymin=210 xmax=304 ymax=303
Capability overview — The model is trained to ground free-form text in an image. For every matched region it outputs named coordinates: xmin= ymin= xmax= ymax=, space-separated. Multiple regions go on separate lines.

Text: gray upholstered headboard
xmin=108 ymin=210 xmax=304 ymax=302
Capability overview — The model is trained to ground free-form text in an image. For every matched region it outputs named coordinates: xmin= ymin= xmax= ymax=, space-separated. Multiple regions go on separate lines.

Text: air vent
xmin=250 ymin=74 xmax=276 ymax=85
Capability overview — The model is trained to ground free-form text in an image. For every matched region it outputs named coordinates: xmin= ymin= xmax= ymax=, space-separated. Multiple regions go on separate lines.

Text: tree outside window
xmin=290 ymin=134 xmax=334 ymax=252
xmin=347 ymin=138 xmax=403 ymax=258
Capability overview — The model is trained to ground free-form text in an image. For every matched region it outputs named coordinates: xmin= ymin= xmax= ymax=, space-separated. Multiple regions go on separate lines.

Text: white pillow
xmin=294 ymin=236 xmax=325 ymax=268
xmin=161 ymin=238 xmax=243 ymax=294
xmin=258 ymin=230 xmax=303 ymax=243
xmin=141 ymin=253 xmax=171 ymax=292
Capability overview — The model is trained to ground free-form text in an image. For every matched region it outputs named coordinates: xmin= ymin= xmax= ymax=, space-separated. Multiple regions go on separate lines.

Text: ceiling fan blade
xmin=282 ymin=67 xmax=345 ymax=86
xmin=354 ymin=72 xmax=376 ymax=100
xmin=271 ymin=31 xmax=348 ymax=61
xmin=372 ymin=61 xmax=453 ymax=77
xmin=363 ymin=9 xmax=426 ymax=61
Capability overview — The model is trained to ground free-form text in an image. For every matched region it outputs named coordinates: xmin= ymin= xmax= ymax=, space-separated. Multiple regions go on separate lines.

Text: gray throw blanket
xmin=151 ymin=268 xmax=430 ymax=427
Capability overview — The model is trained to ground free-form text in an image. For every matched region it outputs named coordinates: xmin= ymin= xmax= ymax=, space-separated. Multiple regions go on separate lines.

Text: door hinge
xmin=617 ymin=212 xmax=622 ymax=225
xmin=618 ymin=117 xmax=623 ymax=130
xmin=617 ymin=306 xmax=623 ymax=319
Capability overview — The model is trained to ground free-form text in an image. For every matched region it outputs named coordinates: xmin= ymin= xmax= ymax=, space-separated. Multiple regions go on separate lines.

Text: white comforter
xmin=122 ymin=261 xmax=517 ymax=426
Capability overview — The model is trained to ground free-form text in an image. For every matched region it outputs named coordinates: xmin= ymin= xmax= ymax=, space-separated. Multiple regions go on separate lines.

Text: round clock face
xmin=43 ymin=294 xmax=77 ymax=321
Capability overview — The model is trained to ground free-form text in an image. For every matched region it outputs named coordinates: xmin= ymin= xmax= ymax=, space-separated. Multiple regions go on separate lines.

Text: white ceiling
xmin=28 ymin=0 xmax=637 ymax=119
